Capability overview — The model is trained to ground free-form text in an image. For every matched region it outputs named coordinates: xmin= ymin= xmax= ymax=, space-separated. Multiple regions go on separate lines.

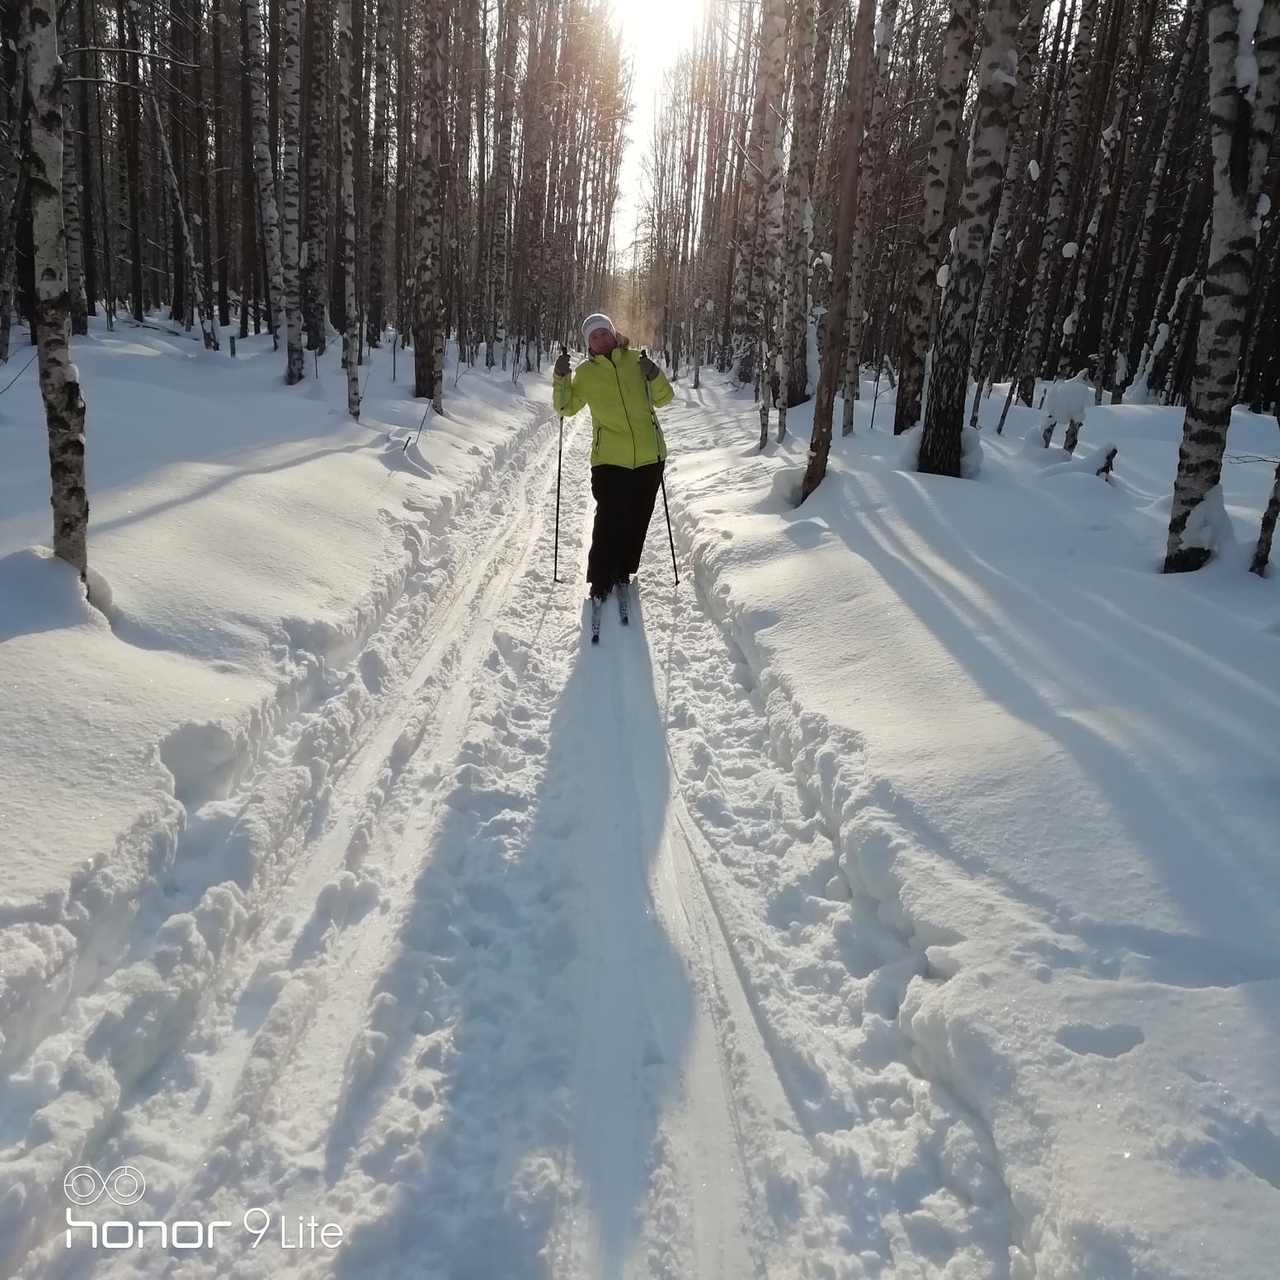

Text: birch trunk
xmin=1017 ymin=0 xmax=1096 ymax=404
xmin=1 ymin=166 xmax=26 ymax=366
xmin=1054 ymin=26 xmax=1137 ymax=383
xmin=62 ymin=82 xmax=88 ymax=335
xmin=147 ymin=85 xmax=219 ymax=349
xmin=75 ymin=0 xmax=97 ymax=316
xmin=301 ymin=0 xmax=329 ymax=352
xmin=337 ymin=0 xmax=360 ymax=416
xmin=487 ymin=0 xmax=519 ymax=369
xmin=893 ymin=0 xmax=977 ymax=434
xmin=22 ymin=0 xmax=90 ymax=579
xmin=367 ymin=0 xmax=391 ymax=343
xmin=970 ymin=0 xmax=1049 ymax=392
xmin=212 ymin=0 xmax=230 ymax=325
xmin=1251 ymin=460 xmax=1280 ymax=575
xmin=801 ymin=0 xmax=876 ymax=501
xmin=842 ymin=0 xmax=899 ymax=435
xmin=778 ymin=0 xmax=819 ymax=429
xmin=918 ymin=0 xmax=1026 ymax=477
xmin=281 ymin=0 xmax=304 ymax=381
xmin=246 ymin=0 xmax=285 ymax=341
xmin=413 ymin=0 xmax=445 ymax=405
xmin=1110 ymin=0 xmax=1205 ymax=402
xmin=1165 ymin=0 xmax=1279 ymax=571
xmin=731 ymin=0 xmax=788 ymax=385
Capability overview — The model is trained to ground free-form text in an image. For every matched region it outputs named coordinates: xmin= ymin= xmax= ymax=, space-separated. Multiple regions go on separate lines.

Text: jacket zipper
xmin=605 ymin=353 xmax=639 ymax=469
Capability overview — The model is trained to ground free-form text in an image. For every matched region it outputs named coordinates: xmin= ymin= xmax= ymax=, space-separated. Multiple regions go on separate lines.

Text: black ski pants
xmin=587 ymin=461 xmax=665 ymax=597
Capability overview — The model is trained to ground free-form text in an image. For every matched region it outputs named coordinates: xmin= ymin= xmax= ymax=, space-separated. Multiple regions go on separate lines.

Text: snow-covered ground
xmin=1 ymin=328 xmax=1277 ymax=1279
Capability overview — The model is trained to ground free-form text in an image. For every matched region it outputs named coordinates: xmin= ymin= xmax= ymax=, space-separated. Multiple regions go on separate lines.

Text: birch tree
xmin=22 ymin=0 xmax=90 ymax=580
xmin=731 ymin=0 xmax=788 ymax=385
xmin=147 ymin=84 xmax=219 ymax=348
xmin=301 ymin=0 xmax=329 ymax=352
xmin=336 ymin=0 xmax=359 ymax=416
xmin=918 ymin=0 xmax=1029 ymax=476
xmin=777 ymin=0 xmax=820 ymax=439
xmin=802 ymin=0 xmax=877 ymax=500
xmin=281 ymin=0 xmax=304 ymax=381
xmin=245 ymin=0 xmax=285 ymax=341
xmin=1016 ymin=0 xmax=1096 ymax=404
xmin=842 ymin=0 xmax=900 ymax=436
xmin=893 ymin=0 xmax=977 ymax=435
xmin=413 ymin=0 xmax=445 ymax=405
xmin=1165 ymin=0 xmax=1280 ymax=571
xmin=367 ymin=0 xmax=391 ymax=344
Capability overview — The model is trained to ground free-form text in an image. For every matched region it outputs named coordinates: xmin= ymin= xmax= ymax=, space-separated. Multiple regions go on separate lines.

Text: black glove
xmin=554 ymin=352 xmax=571 ymax=377
xmin=638 ymin=353 xmax=659 ymax=382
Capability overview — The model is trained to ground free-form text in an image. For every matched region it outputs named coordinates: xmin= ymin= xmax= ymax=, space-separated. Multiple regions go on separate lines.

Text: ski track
xmin=7 ymin=405 xmax=1019 ymax=1280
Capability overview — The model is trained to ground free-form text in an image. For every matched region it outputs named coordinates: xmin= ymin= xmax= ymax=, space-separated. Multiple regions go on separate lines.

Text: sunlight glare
xmin=609 ymin=0 xmax=704 ymax=248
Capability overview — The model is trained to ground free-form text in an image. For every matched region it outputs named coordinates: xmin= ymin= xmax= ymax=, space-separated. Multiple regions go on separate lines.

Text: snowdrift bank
xmin=662 ymin=376 xmax=1280 ymax=1280
xmin=0 ymin=321 xmax=544 ymax=1071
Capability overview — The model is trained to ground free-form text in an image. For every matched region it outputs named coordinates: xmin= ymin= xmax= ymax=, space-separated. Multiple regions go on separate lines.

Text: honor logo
xmin=63 ymin=1165 xmax=231 ymax=1250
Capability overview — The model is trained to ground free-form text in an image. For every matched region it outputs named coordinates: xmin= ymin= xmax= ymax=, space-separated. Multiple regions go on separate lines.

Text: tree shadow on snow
xmin=327 ymin=601 xmax=694 ymax=1279
xmin=816 ymin=469 xmax=1280 ymax=996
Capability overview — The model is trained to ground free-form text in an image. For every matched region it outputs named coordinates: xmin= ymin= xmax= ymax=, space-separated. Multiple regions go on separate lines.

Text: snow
xmin=1234 ymin=0 xmax=1262 ymax=98
xmin=936 ymin=262 xmax=950 ymax=288
xmin=2 ymin=332 xmax=1279 ymax=1280
xmin=1061 ymin=240 xmax=1078 ymax=259
xmin=1041 ymin=370 xmax=1092 ymax=425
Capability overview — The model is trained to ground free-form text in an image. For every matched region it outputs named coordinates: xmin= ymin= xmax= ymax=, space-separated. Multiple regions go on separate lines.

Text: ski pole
xmin=660 ymin=475 xmax=678 ymax=587
xmin=642 ymin=349 xmax=680 ymax=587
xmin=553 ymin=347 xmax=566 ymax=583
xmin=404 ymin=400 xmax=430 ymax=454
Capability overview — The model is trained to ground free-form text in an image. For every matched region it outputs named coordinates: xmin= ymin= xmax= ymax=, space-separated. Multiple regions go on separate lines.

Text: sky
xmin=609 ymin=0 xmax=703 ymax=260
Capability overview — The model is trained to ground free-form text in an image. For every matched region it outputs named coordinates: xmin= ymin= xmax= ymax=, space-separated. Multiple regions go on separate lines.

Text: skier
xmin=553 ymin=313 xmax=674 ymax=635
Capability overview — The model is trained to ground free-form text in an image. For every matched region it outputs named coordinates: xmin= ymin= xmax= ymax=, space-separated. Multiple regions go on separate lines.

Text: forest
xmin=3 ymin=0 xmax=1278 ymax=576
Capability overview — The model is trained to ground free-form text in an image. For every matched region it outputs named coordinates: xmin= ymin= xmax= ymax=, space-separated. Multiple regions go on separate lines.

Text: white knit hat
xmin=581 ymin=312 xmax=614 ymax=341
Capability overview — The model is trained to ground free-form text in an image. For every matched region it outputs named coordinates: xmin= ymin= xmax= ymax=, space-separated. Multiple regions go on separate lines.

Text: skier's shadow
xmin=329 ymin=595 xmax=694 ymax=1279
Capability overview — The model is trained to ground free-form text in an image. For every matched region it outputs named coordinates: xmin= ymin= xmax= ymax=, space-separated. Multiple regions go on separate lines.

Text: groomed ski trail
xmin=8 ymin=403 xmax=1016 ymax=1280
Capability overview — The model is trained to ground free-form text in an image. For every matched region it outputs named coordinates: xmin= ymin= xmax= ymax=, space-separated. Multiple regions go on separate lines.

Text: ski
xmin=617 ymin=580 xmax=630 ymax=625
xmin=590 ymin=597 xmax=603 ymax=643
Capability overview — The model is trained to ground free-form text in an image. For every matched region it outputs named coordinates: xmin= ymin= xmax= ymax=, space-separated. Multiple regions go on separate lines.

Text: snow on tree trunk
xmin=301 ymin=0 xmax=329 ymax=353
xmin=1165 ymin=0 xmax=1280 ymax=572
xmin=337 ymin=0 xmax=359 ymax=417
xmin=147 ymin=85 xmax=219 ymax=349
xmin=367 ymin=0 xmax=391 ymax=345
xmin=1017 ymin=0 xmax=1097 ymax=405
xmin=892 ymin=0 xmax=977 ymax=435
xmin=62 ymin=82 xmax=87 ymax=336
xmin=281 ymin=0 xmax=304 ymax=383
xmin=22 ymin=0 xmax=89 ymax=579
xmin=801 ymin=0 xmax=876 ymax=501
xmin=246 ymin=0 xmax=285 ymax=342
xmin=918 ymin=0 xmax=1023 ymax=478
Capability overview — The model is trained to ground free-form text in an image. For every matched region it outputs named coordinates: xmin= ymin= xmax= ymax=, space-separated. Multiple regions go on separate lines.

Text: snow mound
xmin=0 ymin=546 xmax=102 ymax=642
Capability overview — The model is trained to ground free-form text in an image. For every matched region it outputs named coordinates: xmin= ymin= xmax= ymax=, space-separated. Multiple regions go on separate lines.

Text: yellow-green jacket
xmin=552 ymin=345 xmax=674 ymax=468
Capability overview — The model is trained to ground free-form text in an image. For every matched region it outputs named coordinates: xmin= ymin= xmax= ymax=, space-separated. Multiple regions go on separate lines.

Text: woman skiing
xmin=553 ymin=313 xmax=674 ymax=615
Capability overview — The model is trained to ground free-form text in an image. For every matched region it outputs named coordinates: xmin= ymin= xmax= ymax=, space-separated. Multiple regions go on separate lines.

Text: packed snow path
xmin=4 ymin=410 xmax=1017 ymax=1279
